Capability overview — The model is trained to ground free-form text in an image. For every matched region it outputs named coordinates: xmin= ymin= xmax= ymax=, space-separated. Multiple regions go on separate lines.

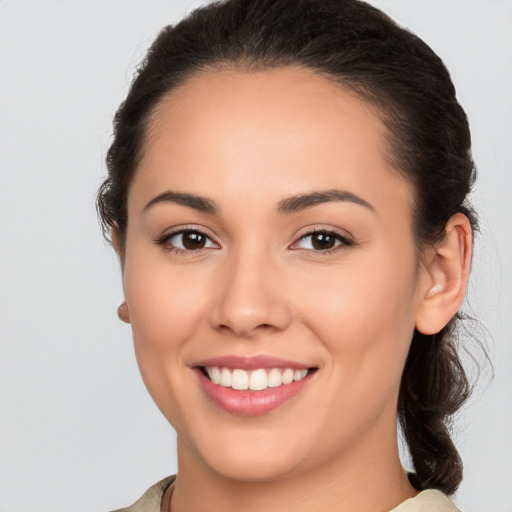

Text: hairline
xmin=123 ymin=63 xmax=427 ymax=254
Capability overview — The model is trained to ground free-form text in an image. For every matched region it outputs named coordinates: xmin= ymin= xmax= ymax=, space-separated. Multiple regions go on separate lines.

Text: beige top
xmin=111 ymin=476 xmax=460 ymax=512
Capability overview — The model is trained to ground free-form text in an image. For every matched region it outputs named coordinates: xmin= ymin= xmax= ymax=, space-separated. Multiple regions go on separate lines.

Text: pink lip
xmin=194 ymin=355 xmax=312 ymax=370
xmin=193 ymin=355 xmax=317 ymax=416
xmin=197 ymin=370 xmax=314 ymax=416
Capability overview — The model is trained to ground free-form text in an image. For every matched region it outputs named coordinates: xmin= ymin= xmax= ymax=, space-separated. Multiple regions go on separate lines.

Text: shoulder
xmin=390 ymin=489 xmax=460 ymax=512
xmin=110 ymin=475 xmax=176 ymax=512
xmin=109 ymin=478 xmax=459 ymax=512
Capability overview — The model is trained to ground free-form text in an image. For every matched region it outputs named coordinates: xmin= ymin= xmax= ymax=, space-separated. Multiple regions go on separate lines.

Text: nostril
xmin=217 ymin=322 xmax=275 ymax=336
xmin=209 ymin=291 xmax=293 ymax=336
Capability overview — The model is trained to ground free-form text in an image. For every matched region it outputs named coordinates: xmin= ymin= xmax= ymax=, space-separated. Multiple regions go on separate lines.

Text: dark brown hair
xmin=97 ymin=0 xmax=478 ymax=494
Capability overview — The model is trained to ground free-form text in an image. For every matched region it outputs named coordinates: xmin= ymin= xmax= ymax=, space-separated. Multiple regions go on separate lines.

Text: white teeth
xmin=204 ymin=366 xmax=310 ymax=390
xmin=231 ymin=369 xmax=249 ymax=390
xmin=282 ymin=368 xmax=294 ymax=385
xmin=211 ymin=367 xmax=221 ymax=384
xmin=267 ymin=368 xmax=283 ymax=387
xmin=220 ymin=367 xmax=232 ymax=387
xmin=249 ymin=369 xmax=267 ymax=391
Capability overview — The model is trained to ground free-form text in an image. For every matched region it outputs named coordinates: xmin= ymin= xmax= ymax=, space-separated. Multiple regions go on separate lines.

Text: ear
xmin=117 ymin=300 xmax=131 ymax=324
xmin=415 ymin=213 xmax=472 ymax=335
xmin=111 ymin=224 xmax=131 ymax=324
xmin=111 ymin=224 xmax=125 ymax=266
xmin=111 ymin=223 xmax=122 ymax=253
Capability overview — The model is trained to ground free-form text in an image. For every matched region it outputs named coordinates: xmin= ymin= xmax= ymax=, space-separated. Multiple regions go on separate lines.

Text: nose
xmin=209 ymin=249 xmax=292 ymax=338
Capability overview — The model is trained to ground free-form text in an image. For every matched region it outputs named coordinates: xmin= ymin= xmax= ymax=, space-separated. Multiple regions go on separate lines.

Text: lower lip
xmin=196 ymin=369 xmax=313 ymax=416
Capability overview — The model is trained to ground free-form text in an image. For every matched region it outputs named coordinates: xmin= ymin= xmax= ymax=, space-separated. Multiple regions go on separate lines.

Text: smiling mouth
xmin=196 ymin=360 xmax=318 ymax=415
xmin=200 ymin=366 xmax=316 ymax=391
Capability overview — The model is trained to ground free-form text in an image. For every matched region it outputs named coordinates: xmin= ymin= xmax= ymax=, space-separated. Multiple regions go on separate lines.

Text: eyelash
xmin=154 ymin=228 xmax=219 ymax=254
xmin=291 ymin=228 xmax=354 ymax=255
xmin=154 ymin=228 xmax=354 ymax=255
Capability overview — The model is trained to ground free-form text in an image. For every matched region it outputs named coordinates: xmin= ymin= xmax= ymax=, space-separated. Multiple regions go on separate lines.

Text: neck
xmin=168 ymin=427 xmax=417 ymax=512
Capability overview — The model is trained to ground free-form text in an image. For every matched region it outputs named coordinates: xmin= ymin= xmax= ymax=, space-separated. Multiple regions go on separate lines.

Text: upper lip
xmin=193 ymin=355 xmax=315 ymax=370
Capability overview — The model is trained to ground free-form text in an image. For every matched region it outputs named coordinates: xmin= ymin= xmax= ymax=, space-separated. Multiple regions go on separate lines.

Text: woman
xmin=97 ymin=0 xmax=477 ymax=510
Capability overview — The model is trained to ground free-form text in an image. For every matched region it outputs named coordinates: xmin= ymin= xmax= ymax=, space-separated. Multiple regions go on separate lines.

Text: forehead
xmin=130 ymin=67 xmax=412 ymax=220
xmin=145 ymin=67 xmax=386 ymax=167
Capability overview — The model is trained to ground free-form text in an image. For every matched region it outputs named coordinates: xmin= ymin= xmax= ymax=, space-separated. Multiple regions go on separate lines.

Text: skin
xmin=114 ymin=67 xmax=472 ymax=512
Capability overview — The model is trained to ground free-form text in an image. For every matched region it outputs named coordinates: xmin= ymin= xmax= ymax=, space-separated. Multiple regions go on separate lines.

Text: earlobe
xmin=415 ymin=213 xmax=472 ymax=335
xmin=117 ymin=300 xmax=131 ymax=324
xmin=112 ymin=225 xmax=129 ymax=323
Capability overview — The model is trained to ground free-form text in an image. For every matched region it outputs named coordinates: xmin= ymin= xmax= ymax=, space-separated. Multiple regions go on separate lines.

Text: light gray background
xmin=0 ymin=1 xmax=510 ymax=511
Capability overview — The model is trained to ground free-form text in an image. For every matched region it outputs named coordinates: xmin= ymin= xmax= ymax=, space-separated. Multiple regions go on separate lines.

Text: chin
xmin=207 ymin=451 xmax=302 ymax=483
xmin=183 ymin=423 xmax=309 ymax=483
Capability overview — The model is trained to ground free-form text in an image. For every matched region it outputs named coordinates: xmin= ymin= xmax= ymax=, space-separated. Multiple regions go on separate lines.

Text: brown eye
xmin=293 ymin=230 xmax=352 ymax=252
xmin=311 ymin=232 xmax=336 ymax=250
xmin=164 ymin=230 xmax=218 ymax=251
xmin=182 ymin=231 xmax=207 ymax=250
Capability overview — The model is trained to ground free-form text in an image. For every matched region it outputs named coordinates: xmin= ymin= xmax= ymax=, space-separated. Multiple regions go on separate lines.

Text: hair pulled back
xmin=97 ymin=0 xmax=477 ymax=494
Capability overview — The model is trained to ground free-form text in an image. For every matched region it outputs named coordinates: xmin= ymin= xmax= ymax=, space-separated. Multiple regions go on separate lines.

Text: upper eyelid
xmin=155 ymin=225 xmax=353 ymax=248
xmin=159 ymin=225 xmax=217 ymax=239
xmin=290 ymin=227 xmax=355 ymax=251
xmin=156 ymin=226 xmax=220 ymax=247
xmin=293 ymin=226 xmax=353 ymax=242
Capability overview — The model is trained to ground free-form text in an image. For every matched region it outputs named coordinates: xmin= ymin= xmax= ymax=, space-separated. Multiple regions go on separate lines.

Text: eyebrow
xmin=277 ymin=189 xmax=375 ymax=214
xmin=144 ymin=190 xmax=220 ymax=214
xmin=143 ymin=188 xmax=374 ymax=216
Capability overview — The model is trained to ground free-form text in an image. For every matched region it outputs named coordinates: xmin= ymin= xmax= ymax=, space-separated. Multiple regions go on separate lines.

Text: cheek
xmin=122 ymin=247 xmax=213 ymax=426
xmin=291 ymin=256 xmax=418 ymax=444
xmin=124 ymin=251 xmax=210 ymax=349
xmin=296 ymin=251 xmax=418 ymax=375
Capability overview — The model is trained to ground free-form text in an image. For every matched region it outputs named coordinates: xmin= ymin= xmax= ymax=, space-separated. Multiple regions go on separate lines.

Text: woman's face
xmin=121 ymin=68 xmax=431 ymax=481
